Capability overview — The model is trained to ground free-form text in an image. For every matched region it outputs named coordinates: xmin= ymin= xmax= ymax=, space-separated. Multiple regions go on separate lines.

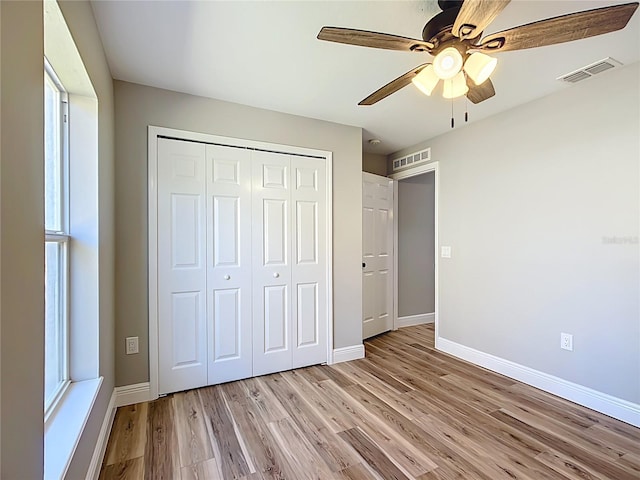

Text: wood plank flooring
xmin=100 ymin=324 xmax=640 ymax=479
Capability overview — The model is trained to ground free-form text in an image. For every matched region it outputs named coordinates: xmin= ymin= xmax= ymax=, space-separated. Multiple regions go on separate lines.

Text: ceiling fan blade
xmin=475 ymin=2 xmax=639 ymax=53
xmin=318 ymin=27 xmax=433 ymax=52
xmin=452 ymin=0 xmax=511 ymax=39
xmin=466 ymin=77 xmax=495 ymax=104
xmin=359 ymin=64 xmax=430 ymax=106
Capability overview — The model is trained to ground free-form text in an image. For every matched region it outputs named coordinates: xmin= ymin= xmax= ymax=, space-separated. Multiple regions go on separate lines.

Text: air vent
xmin=584 ymin=61 xmax=615 ymax=75
xmin=392 ymin=147 xmax=431 ymax=172
xmin=558 ymin=57 xmax=622 ymax=84
xmin=562 ymin=71 xmax=591 ymax=83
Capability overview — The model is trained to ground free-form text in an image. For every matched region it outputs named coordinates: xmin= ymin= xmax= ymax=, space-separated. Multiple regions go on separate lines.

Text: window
xmin=44 ymin=60 xmax=70 ymax=413
xmin=43 ymin=3 xmax=103 ymax=476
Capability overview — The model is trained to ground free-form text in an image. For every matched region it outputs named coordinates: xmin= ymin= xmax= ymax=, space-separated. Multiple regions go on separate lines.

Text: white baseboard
xmin=85 ymin=390 xmax=116 ymax=480
xmin=436 ymin=336 xmax=640 ymax=428
xmin=397 ymin=312 xmax=435 ymax=328
xmin=331 ymin=344 xmax=365 ymax=364
xmin=114 ymin=382 xmax=152 ymax=407
xmin=85 ymin=382 xmax=152 ymax=479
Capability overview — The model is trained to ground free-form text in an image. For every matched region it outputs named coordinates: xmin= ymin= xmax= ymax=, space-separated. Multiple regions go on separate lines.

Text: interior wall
xmin=0 ymin=4 xmax=3 ymax=474
xmin=0 ymin=2 xmax=44 ymax=478
xmin=390 ymin=63 xmax=640 ymax=403
xmin=398 ymin=172 xmax=435 ymax=317
xmin=363 ymin=152 xmax=387 ymax=176
xmin=114 ymin=80 xmax=362 ymax=387
xmin=56 ymin=1 xmax=116 ymax=477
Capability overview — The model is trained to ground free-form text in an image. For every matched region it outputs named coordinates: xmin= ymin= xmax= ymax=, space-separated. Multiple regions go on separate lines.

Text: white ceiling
xmin=90 ymin=0 xmax=640 ymax=155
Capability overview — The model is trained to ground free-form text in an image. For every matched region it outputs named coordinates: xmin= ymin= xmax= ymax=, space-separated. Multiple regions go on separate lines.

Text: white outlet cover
xmin=560 ymin=333 xmax=573 ymax=351
xmin=126 ymin=336 xmax=139 ymax=355
xmin=441 ymin=246 xmax=452 ymax=258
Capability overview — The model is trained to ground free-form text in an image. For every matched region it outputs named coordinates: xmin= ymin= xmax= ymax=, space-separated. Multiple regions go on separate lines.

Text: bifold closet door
xmin=252 ymin=151 xmax=293 ymax=376
xmin=252 ymin=151 xmax=327 ymax=376
xmin=157 ymin=137 xmax=328 ymax=392
xmin=157 ymin=138 xmax=208 ymax=394
xmin=206 ymin=145 xmax=253 ymax=384
xmin=291 ymin=156 xmax=327 ymax=369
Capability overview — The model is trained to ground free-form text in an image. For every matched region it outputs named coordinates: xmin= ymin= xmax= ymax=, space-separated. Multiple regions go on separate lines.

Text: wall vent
xmin=558 ymin=57 xmax=622 ymax=84
xmin=392 ymin=147 xmax=431 ymax=171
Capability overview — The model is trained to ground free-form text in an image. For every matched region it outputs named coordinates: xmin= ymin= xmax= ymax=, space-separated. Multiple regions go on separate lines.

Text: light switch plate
xmin=441 ymin=246 xmax=452 ymax=258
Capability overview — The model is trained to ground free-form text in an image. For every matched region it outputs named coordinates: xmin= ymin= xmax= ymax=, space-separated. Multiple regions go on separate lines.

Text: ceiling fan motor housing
xmin=422 ymin=6 xmax=461 ymax=44
xmin=422 ymin=0 xmax=482 ymax=55
xmin=437 ymin=0 xmax=464 ymax=11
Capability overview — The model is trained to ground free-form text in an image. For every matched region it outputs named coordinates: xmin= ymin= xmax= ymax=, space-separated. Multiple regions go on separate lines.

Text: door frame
xmin=148 ymin=125 xmax=334 ymax=401
xmin=389 ymin=161 xmax=439 ymax=340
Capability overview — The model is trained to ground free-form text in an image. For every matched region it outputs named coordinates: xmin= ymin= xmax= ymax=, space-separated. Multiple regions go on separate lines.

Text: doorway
xmin=391 ymin=162 xmax=439 ymax=338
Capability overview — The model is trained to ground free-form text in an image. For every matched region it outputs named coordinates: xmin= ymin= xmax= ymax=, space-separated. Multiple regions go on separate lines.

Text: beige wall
xmin=0 ymin=3 xmax=3 ymax=473
xmin=1 ymin=2 xmax=44 ymax=477
xmin=114 ymin=81 xmax=362 ymax=386
xmin=57 ymin=1 xmax=116 ymax=477
xmin=363 ymin=152 xmax=387 ymax=176
xmin=0 ymin=2 xmax=114 ymax=477
xmin=390 ymin=63 xmax=640 ymax=403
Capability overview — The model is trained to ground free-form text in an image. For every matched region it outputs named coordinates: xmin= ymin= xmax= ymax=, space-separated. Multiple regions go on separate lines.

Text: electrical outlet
xmin=441 ymin=246 xmax=452 ymax=258
xmin=560 ymin=333 xmax=573 ymax=351
xmin=126 ymin=336 xmax=139 ymax=355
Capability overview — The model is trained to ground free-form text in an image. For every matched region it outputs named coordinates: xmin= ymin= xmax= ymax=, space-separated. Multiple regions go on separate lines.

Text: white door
xmin=291 ymin=157 xmax=327 ymax=369
xmin=252 ymin=151 xmax=293 ymax=376
xmin=362 ymin=172 xmax=394 ymax=339
xmin=206 ymin=145 xmax=253 ymax=384
xmin=158 ymin=138 xmax=208 ymax=394
xmin=252 ymin=152 xmax=328 ymax=376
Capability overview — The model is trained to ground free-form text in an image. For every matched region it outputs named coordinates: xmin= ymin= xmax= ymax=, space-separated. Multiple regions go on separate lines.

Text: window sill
xmin=44 ymin=377 xmax=103 ymax=480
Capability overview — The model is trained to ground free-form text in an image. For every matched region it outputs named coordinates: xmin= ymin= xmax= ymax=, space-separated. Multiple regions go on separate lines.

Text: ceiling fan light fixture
xmin=433 ymin=47 xmax=463 ymax=80
xmin=442 ymin=71 xmax=468 ymax=99
xmin=464 ymin=52 xmax=498 ymax=85
xmin=411 ymin=64 xmax=439 ymax=96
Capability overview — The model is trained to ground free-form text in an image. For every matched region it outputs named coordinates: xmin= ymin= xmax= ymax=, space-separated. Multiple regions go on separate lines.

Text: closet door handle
xmin=223 ymin=275 xmax=230 ymax=280
xmin=273 ymin=272 xmax=280 ymax=278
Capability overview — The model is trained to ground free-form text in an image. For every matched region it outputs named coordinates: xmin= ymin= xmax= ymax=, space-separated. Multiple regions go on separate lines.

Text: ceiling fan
xmin=317 ymin=0 xmax=639 ymax=106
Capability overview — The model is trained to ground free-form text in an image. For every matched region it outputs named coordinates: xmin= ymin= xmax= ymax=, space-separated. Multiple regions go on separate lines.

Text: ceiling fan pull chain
xmin=451 ymin=97 xmax=455 ymax=129
xmin=465 ymin=97 xmax=469 ymax=123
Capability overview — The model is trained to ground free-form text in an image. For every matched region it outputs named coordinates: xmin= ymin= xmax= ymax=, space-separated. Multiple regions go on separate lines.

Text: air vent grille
xmin=392 ymin=147 xmax=431 ymax=171
xmin=558 ymin=57 xmax=622 ymax=84
xmin=584 ymin=61 xmax=615 ymax=75
xmin=562 ymin=71 xmax=591 ymax=83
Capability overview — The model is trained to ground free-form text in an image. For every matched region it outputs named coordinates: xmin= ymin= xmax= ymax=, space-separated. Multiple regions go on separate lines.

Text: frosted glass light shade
xmin=412 ymin=65 xmax=439 ymax=96
xmin=433 ymin=47 xmax=463 ymax=80
xmin=442 ymin=72 xmax=469 ymax=99
xmin=464 ymin=52 xmax=497 ymax=85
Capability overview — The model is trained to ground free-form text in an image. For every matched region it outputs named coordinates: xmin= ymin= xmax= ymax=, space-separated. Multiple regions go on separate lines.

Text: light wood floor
xmin=100 ymin=324 xmax=640 ymax=479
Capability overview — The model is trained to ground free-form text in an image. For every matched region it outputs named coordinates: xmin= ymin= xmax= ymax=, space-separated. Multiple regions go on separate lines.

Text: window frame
xmin=44 ymin=59 xmax=71 ymax=418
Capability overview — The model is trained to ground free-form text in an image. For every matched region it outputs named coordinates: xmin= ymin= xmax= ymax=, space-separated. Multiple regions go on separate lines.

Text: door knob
xmin=273 ymin=272 xmax=280 ymax=278
xmin=223 ymin=275 xmax=230 ymax=280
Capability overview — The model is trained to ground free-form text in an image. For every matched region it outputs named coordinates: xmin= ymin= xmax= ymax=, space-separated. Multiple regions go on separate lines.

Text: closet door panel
xmin=263 ymin=199 xmax=288 ymax=265
xmin=252 ymin=151 xmax=293 ymax=376
xmin=206 ymin=145 xmax=253 ymax=384
xmin=158 ymin=138 xmax=208 ymax=394
xmin=264 ymin=285 xmax=288 ymax=352
xmin=212 ymin=288 xmax=240 ymax=359
xmin=297 ymin=282 xmax=319 ymax=347
xmin=291 ymin=158 xmax=327 ymax=368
